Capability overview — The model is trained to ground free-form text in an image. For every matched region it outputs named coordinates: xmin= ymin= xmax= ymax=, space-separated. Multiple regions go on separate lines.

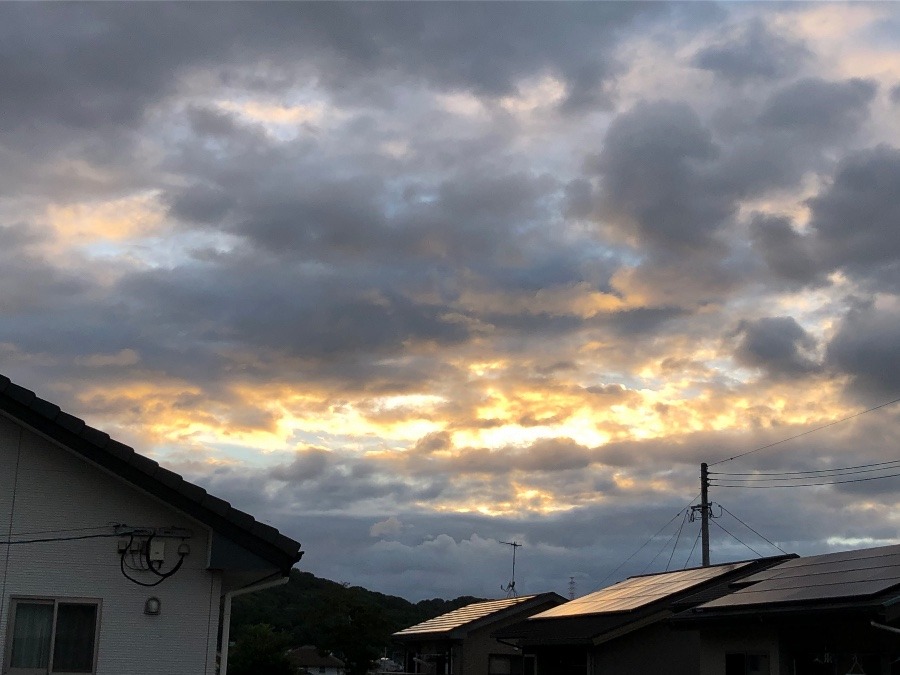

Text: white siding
xmin=0 ymin=414 xmax=222 ymax=675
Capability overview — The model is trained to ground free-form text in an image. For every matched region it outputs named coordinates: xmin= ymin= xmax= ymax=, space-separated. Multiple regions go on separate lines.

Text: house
xmin=393 ymin=593 xmax=567 ymax=675
xmin=0 ymin=374 xmax=304 ymax=675
xmin=674 ymin=544 xmax=900 ymax=675
xmin=494 ymin=556 xmax=793 ymax=675
xmin=287 ymin=645 xmax=346 ymax=675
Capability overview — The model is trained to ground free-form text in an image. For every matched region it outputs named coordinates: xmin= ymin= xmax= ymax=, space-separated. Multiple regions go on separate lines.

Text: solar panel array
xmin=700 ymin=544 xmax=900 ymax=609
xmin=394 ymin=596 xmax=539 ymax=636
xmin=531 ymin=562 xmax=751 ymax=619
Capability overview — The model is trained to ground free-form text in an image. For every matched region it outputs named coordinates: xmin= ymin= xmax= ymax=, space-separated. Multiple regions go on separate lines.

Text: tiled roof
xmin=394 ymin=594 xmax=565 ymax=639
xmin=0 ymin=373 xmax=303 ymax=573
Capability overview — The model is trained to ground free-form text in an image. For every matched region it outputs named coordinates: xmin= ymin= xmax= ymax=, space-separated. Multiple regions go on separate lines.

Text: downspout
xmin=220 ymin=575 xmax=290 ymax=675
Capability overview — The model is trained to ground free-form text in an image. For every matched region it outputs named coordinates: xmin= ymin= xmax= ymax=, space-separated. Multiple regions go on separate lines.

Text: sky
xmin=3 ymin=1 xmax=900 ymax=602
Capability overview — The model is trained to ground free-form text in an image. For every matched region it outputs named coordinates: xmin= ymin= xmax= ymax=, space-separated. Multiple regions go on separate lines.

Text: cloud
xmin=370 ymin=516 xmax=404 ymax=539
xmin=826 ymin=302 xmax=900 ymax=400
xmin=732 ymin=316 xmax=820 ymax=377
xmin=692 ymin=18 xmax=811 ymax=84
xmin=758 ymin=77 xmax=877 ymax=139
xmin=807 ymin=145 xmax=900 ymax=289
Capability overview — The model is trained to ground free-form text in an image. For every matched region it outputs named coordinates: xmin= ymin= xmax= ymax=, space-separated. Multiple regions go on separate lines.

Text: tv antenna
xmin=500 ymin=541 xmax=522 ymax=597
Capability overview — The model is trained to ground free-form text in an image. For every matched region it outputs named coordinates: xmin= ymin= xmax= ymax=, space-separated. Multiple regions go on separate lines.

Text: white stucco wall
xmin=0 ymin=414 xmax=222 ymax=675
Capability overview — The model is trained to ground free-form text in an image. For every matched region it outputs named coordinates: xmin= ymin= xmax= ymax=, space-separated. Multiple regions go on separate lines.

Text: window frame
xmin=4 ymin=596 xmax=102 ymax=675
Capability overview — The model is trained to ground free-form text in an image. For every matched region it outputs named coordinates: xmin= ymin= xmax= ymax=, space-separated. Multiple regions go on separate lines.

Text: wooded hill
xmin=230 ymin=570 xmax=485 ymax=675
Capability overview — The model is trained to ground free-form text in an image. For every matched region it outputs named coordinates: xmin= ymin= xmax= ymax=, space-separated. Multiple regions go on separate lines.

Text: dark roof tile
xmin=56 ymin=412 xmax=86 ymax=435
xmin=129 ymin=453 xmax=160 ymax=476
xmin=6 ymin=383 xmax=36 ymax=406
xmin=80 ymin=426 xmax=110 ymax=449
xmin=30 ymin=398 xmax=60 ymax=421
xmin=106 ymin=440 xmax=135 ymax=462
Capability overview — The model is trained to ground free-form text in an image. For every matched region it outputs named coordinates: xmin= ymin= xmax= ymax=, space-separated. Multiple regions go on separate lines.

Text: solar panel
xmin=700 ymin=544 xmax=900 ymax=609
xmin=532 ymin=562 xmax=751 ymax=619
xmin=394 ymin=596 xmax=540 ymax=636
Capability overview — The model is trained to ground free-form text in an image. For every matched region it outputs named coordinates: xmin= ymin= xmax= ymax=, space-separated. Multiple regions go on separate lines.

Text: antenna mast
xmin=500 ymin=541 xmax=522 ymax=597
xmin=568 ymin=576 xmax=576 ymax=600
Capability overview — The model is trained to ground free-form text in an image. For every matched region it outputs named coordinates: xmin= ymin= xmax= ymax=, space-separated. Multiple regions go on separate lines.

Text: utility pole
xmin=701 ymin=462 xmax=710 ymax=567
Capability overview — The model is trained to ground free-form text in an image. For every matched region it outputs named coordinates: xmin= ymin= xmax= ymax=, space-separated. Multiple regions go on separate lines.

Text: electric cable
xmin=641 ymin=512 xmax=687 ymax=575
xmin=594 ymin=495 xmax=700 ymax=590
xmin=719 ymin=506 xmax=788 ymax=555
xmin=665 ymin=509 xmax=689 ymax=572
xmin=119 ymin=534 xmax=187 ymax=587
xmin=0 ymin=533 xmax=121 ymax=545
xmin=711 ymin=519 xmax=762 ymax=558
xmin=710 ymin=471 xmax=900 ymax=488
xmin=710 ymin=458 xmax=900 ymax=477
xmin=709 ymin=396 xmax=900 ymax=466
xmin=683 ymin=528 xmax=702 ymax=569
xmin=711 ymin=463 xmax=900 ymax=481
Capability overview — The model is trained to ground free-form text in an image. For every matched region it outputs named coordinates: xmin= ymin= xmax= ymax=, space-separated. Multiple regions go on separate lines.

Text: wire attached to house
xmin=118 ymin=533 xmax=188 ymax=587
xmin=0 ymin=532 xmax=121 ymax=545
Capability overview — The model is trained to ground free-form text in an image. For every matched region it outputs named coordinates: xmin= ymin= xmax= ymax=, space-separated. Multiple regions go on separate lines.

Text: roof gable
xmin=0 ymin=374 xmax=302 ymax=574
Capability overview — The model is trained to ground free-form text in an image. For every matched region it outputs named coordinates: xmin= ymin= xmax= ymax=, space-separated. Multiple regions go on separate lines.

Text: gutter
xmin=220 ymin=573 xmax=290 ymax=675
xmin=870 ymin=620 xmax=900 ymax=635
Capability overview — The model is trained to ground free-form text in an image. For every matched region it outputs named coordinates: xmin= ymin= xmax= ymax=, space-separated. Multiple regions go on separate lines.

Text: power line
xmin=683 ymin=528 xmax=702 ymax=569
xmin=0 ymin=533 xmax=120 ymax=546
xmin=711 ymin=463 xmax=900 ymax=481
xmin=665 ymin=509 xmax=689 ymax=571
xmin=711 ymin=458 xmax=900 ymax=477
xmin=709 ymin=396 xmax=900 ymax=466
xmin=711 ymin=519 xmax=761 ymax=558
xmin=719 ymin=505 xmax=787 ymax=555
xmin=595 ymin=495 xmax=699 ymax=590
xmin=711 ymin=471 xmax=900 ymax=489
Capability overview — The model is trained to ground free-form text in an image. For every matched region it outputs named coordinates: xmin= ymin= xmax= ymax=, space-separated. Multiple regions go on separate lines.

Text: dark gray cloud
xmin=827 ymin=303 xmax=900 ymax=400
xmin=807 ymin=145 xmax=900 ymax=289
xmin=692 ymin=18 xmax=810 ymax=84
xmin=733 ymin=316 xmax=820 ymax=377
xmin=759 ymin=77 xmax=877 ymax=139
xmin=749 ymin=214 xmax=821 ymax=285
xmin=592 ymin=100 xmax=728 ymax=252
xmin=891 ymin=84 xmax=900 ymax=104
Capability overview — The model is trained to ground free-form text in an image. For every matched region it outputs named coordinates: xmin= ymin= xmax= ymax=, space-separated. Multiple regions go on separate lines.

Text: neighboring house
xmin=393 ymin=593 xmax=567 ymax=675
xmin=674 ymin=544 xmax=900 ymax=675
xmin=495 ymin=556 xmax=793 ymax=675
xmin=287 ymin=645 xmax=346 ymax=675
xmin=0 ymin=374 xmax=304 ymax=675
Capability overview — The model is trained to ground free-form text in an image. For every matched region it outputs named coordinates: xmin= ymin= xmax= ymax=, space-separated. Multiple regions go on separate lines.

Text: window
xmin=5 ymin=598 xmax=101 ymax=674
xmin=726 ymin=653 xmax=770 ymax=675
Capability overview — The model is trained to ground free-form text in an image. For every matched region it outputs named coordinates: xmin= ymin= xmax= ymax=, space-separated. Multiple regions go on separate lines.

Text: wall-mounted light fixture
xmin=144 ymin=597 xmax=161 ymax=616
